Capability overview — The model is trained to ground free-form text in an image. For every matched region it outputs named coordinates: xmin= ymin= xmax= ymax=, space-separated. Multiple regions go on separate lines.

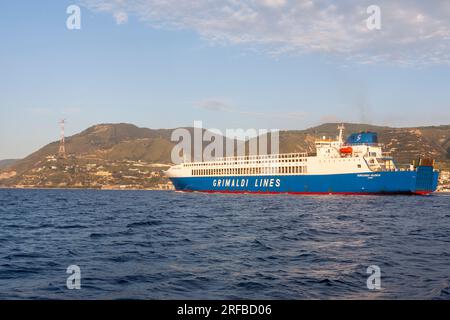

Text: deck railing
xmin=184 ymin=152 xmax=310 ymax=165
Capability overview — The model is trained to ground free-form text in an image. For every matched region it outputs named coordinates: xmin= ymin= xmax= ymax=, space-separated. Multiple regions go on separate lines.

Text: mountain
xmin=0 ymin=159 xmax=19 ymax=170
xmin=0 ymin=122 xmax=449 ymax=189
xmin=10 ymin=123 xmax=174 ymax=174
xmin=0 ymin=159 xmax=19 ymax=169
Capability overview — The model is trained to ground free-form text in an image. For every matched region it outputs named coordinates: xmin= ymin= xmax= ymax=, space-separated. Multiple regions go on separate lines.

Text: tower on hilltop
xmin=58 ymin=119 xmax=67 ymax=159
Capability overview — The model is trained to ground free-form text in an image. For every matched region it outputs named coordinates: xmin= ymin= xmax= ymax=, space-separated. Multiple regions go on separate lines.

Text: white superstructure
xmin=166 ymin=126 xmax=397 ymax=179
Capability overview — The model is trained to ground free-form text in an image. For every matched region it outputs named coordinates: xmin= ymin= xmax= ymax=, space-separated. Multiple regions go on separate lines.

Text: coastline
xmin=1 ymin=186 xmax=449 ymax=193
xmin=0 ymin=186 xmax=173 ymax=191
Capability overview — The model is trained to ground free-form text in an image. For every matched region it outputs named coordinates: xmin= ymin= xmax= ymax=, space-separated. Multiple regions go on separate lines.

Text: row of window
xmin=214 ymin=153 xmax=308 ymax=162
xmin=185 ymin=158 xmax=306 ymax=167
xmin=318 ymin=158 xmax=360 ymax=163
xmin=192 ymin=166 xmax=307 ymax=176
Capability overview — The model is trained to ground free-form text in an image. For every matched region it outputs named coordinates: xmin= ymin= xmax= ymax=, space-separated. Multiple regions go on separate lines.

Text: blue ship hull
xmin=169 ymin=166 xmax=439 ymax=195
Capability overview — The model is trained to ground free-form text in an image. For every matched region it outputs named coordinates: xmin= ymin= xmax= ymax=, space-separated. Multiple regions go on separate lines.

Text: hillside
xmin=0 ymin=122 xmax=449 ymax=189
xmin=0 ymin=159 xmax=19 ymax=170
xmin=10 ymin=123 xmax=174 ymax=174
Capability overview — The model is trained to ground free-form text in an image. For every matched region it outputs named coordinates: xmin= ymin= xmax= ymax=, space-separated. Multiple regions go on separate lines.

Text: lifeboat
xmin=339 ymin=146 xmax=353 ymax=154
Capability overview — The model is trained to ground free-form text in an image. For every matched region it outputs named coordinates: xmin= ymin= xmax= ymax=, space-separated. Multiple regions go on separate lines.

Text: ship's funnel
xmin=346 ymin=132 xmax=378 ymax=145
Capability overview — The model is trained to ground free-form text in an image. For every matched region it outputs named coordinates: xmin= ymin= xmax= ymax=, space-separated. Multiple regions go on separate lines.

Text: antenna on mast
xmin=338 ymin=123 xmax=345 ymax=144
xmin=58 ymin=119 xmax=67 ymax=159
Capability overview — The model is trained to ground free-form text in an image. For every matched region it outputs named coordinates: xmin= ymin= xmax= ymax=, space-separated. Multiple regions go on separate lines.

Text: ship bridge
xmin=313 ymin=127 xmax=396 ymax=172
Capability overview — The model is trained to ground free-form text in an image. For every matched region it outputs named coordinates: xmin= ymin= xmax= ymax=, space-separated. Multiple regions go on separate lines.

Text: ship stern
xmin=412 ymin=159 xmax=439 ymax=195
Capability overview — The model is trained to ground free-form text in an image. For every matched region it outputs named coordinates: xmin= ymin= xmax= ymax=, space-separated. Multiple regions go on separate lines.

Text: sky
xmin=1 ymin=0 xmax=450 ymax=159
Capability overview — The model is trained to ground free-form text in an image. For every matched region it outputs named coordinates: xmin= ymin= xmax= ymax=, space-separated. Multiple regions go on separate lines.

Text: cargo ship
xmin=165 ymin=126 xmax=439 ymax=195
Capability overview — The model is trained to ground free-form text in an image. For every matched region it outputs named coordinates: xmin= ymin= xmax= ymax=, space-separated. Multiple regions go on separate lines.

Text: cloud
xmin=194 ymin=99 xmax=233 ymax=112
xmin=261 ymin=0 xmax=287 ymax=8
xmin=82 ymin=0 xmax=450 ymax=65
xmin=194 ymin=98 xmax=306 ymax=119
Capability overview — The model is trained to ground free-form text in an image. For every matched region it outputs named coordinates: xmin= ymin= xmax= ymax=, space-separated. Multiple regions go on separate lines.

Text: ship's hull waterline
xmin=169 ymin=168 xmax=439 ymax=195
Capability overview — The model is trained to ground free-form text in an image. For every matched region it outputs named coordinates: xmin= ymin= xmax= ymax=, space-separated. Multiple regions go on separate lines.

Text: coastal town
xmin=438 ymin=170 xmax=450 ymax=192
xmin=0 ymin=155 xmax=174 ymax=190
